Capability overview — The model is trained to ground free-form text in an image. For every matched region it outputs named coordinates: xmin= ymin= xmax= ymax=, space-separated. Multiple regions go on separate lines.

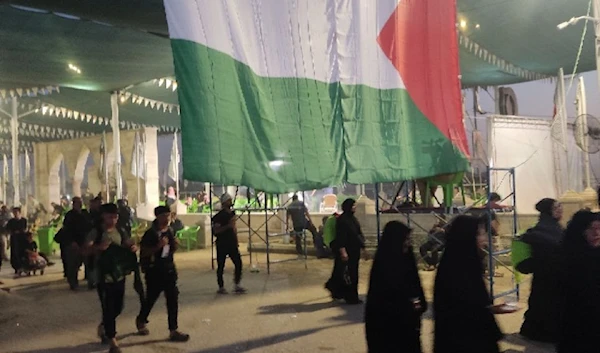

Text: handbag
xmin=343 ymin=264 xmax=352 ymax=285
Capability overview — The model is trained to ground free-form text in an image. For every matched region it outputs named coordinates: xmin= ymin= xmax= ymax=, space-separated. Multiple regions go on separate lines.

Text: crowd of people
xmin=362 ymin=196 xmax=600 ymax=353
xmin=4 ymin=187 xmax=600 ymax=353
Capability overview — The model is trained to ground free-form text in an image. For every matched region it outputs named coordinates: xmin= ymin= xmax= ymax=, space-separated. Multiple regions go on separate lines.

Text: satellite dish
xmin=574 ymin=114 xmax=600 ymax=154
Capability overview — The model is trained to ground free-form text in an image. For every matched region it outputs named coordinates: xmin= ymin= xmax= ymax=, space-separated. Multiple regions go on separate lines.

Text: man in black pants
xmin=212 ymin=193 xmax=246 ymax=294
xmin=7 ymin=207 xmax=27 ymax=274
xmin=136 ymin=206 xmax=189 ymax=342
xmin=287 ymin=194 xmax=327 ymax=258
xmin=62 ymin=197 xmax=93 ymax=290
xmin=90 ymin=203 xmax=137 ymax=353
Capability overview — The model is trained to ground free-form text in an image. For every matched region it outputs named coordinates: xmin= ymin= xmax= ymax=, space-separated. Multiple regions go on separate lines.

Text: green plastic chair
xmin=37 ymin=226 xmax=58 ymax=255
xmin=424 ymin=172 xmax=465 ymax=208
xmin=511 ymin=238 xmax=532 ymax=284
xmin=176 ymin=226 xmax=200 ymax=251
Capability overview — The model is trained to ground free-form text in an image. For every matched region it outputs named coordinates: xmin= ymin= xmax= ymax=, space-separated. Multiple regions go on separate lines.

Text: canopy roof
xmin=0 ymin=0 xmax=597 ymax=150
xmin=4 ymin=0 xmax=595 ymax=88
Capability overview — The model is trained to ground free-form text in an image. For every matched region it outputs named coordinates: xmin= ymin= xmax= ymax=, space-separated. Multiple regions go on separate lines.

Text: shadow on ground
xmin=14 ymin=326 xmax=350 ymax=353
xmin=502 ymin=333 xmax=557 ymax=353
xmin=191 ymin=325 xmax=349 ymax=353
xmin=257 ymin=295 xmax=366 ymax=324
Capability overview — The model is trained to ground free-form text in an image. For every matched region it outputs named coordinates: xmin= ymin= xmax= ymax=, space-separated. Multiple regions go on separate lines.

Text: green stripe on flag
xmin=172 ymin=39 xmax=468 ymax=193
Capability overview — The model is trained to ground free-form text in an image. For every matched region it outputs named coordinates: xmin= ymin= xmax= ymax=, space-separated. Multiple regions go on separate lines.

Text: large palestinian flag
xmin=165 ymin=0 xmax=469 ymax=193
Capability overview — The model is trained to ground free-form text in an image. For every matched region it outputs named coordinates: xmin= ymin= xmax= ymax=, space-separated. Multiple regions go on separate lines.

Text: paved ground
xmin=0 ymin=249 xmax=556 ymax=353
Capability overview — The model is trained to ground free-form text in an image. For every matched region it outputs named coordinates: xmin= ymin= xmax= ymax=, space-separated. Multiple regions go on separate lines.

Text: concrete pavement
xmin=0 ymin=249 xmax=555 ymax=353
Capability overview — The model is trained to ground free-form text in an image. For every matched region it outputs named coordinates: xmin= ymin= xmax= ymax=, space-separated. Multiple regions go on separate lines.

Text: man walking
xmin=62 ymin=197 xmax=93 ymax=290
xmin=287 ymin=194 xmax=326 ymax=258
xmin=0 ymin=205 xmax=11 ymax=267
xmin=7 ymin=207 xmax=27 ymax=274
xmin=90 ymin=203 xmax=138 ymax=353
xmin=135 ymin=206 xmax=189 ymax=342
xmin=212 ymin=194 xmax=246 ymax=294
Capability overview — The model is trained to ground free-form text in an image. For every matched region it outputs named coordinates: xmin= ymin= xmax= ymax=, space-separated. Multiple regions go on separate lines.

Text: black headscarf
xmin=365 ymin=220 xmax=426 ymax=352
xmin=341 ymin=198 xmax=356 ymax=214
xmin=367 ymin=220 xmax=425 ymax=313
xmin=434 ymin=215 xmax=503 ymax=352
xmin=558 ymin=211 xmax=600 ymax=352
xmin=563 ymin=210 xmax=598 ymax=254
xmin=535 ymin=198 xmax=556 ymax=218
xmin=439 ymin=215 xmax=483 ymax=275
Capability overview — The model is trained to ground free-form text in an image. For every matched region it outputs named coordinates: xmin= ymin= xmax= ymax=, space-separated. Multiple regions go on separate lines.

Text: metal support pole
xmin=249 ymin=206 xmax=256 ymax=272
xmin=375 ymin=183 xmax=381 ymax=244
xmin=265 ymin=193 xmax=270 ymax=274
xmin=486 ymin=165 xmax=495 ymax=300
xmin=302 ymin=191 xmax=308 ymax=269
xmin=210 ymin=183 xmax=215 ymax=270
xmin=111 ymin=92 xmax=122 ymax=200
xmin=511 ymin=168 xmax=520 ymax=300
xmin=11 ymin=97 xmax=19 ymax=206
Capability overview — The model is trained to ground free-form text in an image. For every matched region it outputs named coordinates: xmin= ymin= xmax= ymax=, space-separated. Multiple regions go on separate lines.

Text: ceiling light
xmin=475 ymin=23 xmax=480 ymax=29
xmin=68 ymin=63 xmax=82 ymax=74
xmin=459 ymin=19 xmax=467 ymax=29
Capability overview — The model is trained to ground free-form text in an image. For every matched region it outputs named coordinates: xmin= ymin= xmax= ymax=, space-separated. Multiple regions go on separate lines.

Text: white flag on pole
xmin=98 ymin=132 xmax=107 ymax=182
xmin=24 ymin=150 xmax=31 ymax=182
xmin=130 ymin=132 xmax=146 ymax=179
xmin=168 ymin=133 xmax=180 ymax=182
xmin=3 ymin=155 xmax=8 ymax=182
xmin=2 ymin=154 xmax=8 ymax=198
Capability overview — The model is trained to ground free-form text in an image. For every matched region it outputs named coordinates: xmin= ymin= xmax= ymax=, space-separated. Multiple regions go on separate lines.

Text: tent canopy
xmin=0 ymin=0 xmax=597 ymax=149
xmin=3 ymin=0 xmax=596 ymax=88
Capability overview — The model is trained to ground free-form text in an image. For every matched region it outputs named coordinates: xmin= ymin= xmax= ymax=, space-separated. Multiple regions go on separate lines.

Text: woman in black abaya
xmin=558 ymin=211 xmax=600 ymax=353
xmin=518 ymin=198 xmax=564 ymax=342
xmin=365 ymin=221 xmax=427 ymax=353
xmin=325 ymin=198 xmax=366 ymax=304
xmin=434 ymin=215 xmax=503 ymax=353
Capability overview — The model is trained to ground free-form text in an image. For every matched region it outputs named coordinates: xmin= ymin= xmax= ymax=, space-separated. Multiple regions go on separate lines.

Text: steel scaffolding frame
xmin=485 ymin=166 xmax=519 ymax=301
xmin=373 ymin=167 xmax=520 ymax=302
xmin=209 ymin=184 xmax=308 ymax=274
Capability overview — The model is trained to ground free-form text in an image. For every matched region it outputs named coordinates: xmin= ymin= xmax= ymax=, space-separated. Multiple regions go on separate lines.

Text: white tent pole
xmin=111 ymin=92 xmax=122 ymax=200
xmin=136 ymin=132 xmax=141 ymax=205
xmin=576 ymin=76 xmax=592 ymax=189
xmin=143 ymin=133 xmax=148 ymax=204
xmin=2 ymin=157 xmax=6 ymax=204
xmin=558 ymin=68 xmax=570 ymax=191
xmin=11 ymin=97 xmax=19 ymax=206
xmin=174 ymin=132 xmax=180 ymax=202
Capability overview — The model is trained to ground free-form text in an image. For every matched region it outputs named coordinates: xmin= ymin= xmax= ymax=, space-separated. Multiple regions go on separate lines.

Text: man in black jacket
xmin=116 ymin=199 xmax=134 ymax=237
xmin=90 ymin=203 xmax=138 ymax=353
xmin=63 ymin=197 xmax=93 ymax=290
xmin=136 ymin=206 xmax=189 ymax=342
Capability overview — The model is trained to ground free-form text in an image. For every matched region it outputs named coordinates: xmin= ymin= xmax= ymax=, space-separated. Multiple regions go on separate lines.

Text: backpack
xmin=323 ymin=215 xmax=338 ymax=247
xmin=94 ymin=225 xmax=129 ymax=245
